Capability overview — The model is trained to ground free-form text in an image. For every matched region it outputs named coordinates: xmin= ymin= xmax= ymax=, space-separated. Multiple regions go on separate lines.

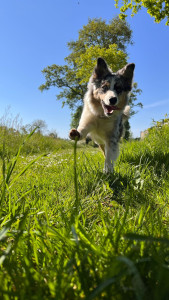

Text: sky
xmin=0 ymin=0 xmax=169 ymax=138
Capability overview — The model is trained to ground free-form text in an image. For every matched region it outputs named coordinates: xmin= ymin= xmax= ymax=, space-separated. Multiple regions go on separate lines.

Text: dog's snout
xmin=109 ymin=97 xmax=117 ymax=105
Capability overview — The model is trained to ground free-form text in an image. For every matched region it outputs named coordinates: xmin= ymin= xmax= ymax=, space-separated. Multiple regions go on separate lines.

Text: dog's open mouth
xmin=102 ymin=101 xmax=120 ymax=115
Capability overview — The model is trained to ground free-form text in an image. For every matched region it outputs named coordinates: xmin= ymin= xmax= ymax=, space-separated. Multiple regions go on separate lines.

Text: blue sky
xmin=0 ymin=0 xmax=169 ymax=138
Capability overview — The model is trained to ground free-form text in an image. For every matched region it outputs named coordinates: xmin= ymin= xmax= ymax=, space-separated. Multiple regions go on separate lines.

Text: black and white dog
xmin=69 ymin=57 xmax=135 ymax=173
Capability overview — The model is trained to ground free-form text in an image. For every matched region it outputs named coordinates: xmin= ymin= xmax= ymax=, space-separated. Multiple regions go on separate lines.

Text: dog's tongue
xmin=105 ymin=104 xmax=118 ymax=114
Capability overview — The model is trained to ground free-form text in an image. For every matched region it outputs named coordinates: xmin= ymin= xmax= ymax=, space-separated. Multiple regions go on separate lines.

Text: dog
xmin=69 ymin=57 xmax=135 ymax=173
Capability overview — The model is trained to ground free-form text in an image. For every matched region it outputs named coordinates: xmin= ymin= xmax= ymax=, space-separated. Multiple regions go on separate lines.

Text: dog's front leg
xmin=104 ymin=139 xmax=119 ymax=173
xmin=69 ymin=123 xmax=92 ymax=141
xmin=69 ymin=105 xmax=95 ymax=140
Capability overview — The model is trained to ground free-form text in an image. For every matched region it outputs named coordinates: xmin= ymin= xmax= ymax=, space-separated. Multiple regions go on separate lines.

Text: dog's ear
xmin=93 ymin=57 xmax=110 ymax=79
xmin=117 ymin=63 xmax=135 ymax=80
xmin=117 ymin=63 xmax=135 ymax=90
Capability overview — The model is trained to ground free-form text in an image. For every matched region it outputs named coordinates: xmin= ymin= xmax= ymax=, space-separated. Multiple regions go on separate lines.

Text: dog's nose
xmin=109 ymin=97 xmax=117 ymax=105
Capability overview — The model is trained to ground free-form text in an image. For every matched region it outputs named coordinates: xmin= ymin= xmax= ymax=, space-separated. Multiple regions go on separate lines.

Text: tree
xmin=66 ymin=16 xmax=133 ymax=58
xmin=70 ymin=105 xmax=83 ymax=129
xmin=74 ymin=44 xmax=127 ymax=84
xmin=48 ymin=130 xmax=58 ymax=139
xmin=30 ymin=119 xmax=47 ymax=134
xmin=39 ymin=17 xmax=142 ymax=130
xmin=115 ymin=0 xmax=169 ymax=25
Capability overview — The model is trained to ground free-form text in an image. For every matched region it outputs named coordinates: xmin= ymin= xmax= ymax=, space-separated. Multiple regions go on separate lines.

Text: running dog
xmin=69 ymin=57 xmax=135 ymax=173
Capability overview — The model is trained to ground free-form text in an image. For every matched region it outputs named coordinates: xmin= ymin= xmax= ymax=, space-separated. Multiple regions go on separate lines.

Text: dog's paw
xmin=69 ymin=128 xmax=80 ymax=140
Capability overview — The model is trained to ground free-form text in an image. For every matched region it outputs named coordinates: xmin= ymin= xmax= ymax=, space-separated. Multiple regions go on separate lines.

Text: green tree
xmin=74 ymin=44 xmax=127 ymax=84
xmin=39 ymin=17 xmax=142 ymax=131
xmin=71 ymin=105 xmax=83 ymax=129
xmin=115 ymin=0 xmax=169 ymax=25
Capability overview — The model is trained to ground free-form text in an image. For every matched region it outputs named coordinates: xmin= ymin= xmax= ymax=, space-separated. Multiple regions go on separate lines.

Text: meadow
xmin=0 ymin=120 xmax=169 ymax=300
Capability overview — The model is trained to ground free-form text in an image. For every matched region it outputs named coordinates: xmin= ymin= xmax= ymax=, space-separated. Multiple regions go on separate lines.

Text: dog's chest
xmin=90 ymin=116 xmax=122 ymax=144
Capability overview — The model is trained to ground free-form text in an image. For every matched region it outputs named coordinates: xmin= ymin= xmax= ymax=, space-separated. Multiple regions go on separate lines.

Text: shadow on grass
xmin=94 ymin=168 xmax=160 ymax=209
xmin=121 ymin=151 xmax=169 ymax=177
xmin=76 ymin=142 xmax=169 ymax=209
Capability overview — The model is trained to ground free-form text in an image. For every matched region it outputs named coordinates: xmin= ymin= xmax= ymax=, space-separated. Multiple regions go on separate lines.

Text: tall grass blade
xmin=87 ymin=277 xmax=118 ymax=300
xmin=118 ymin=256 xmax=145 ymax=300
xmin=9 ymin=153 xmax=47 ymax=188
xmin=124 ymin=233 xmax=169 ymax=245
xmin=74 ymin=138 xmax=79 ymax=215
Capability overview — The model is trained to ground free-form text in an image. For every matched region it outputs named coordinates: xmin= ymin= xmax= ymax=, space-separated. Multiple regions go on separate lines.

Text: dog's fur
xmin=69 ymin=58 xmax=135 ymax=173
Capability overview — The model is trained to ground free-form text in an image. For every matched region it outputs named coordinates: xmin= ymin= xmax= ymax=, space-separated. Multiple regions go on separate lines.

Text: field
xmin=0 ymin=122 xmax=169 ymax=300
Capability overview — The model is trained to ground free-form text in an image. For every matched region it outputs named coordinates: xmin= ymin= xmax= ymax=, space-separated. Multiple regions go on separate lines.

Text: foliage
xmin=0 ymin=118 xmax=169 ymax=299
xmin=123 ymin=119 xmax=131 ymax=140
xmin=115 ymin=0 xmax=169 ymax=25
xmin=70 ymin=105 xmax=83 ymax=129
xmin=129 ymin=82 xmax=143 ymax=115
xmin=74 ymin=44 xmax=127 ymax=84
xmin=66 ymin=16 xmax=133 ymax=59
xmin=39 ymin=17 xmax=142 ymax=126
xmin=39 ymin=17 xmax=133 ymax=104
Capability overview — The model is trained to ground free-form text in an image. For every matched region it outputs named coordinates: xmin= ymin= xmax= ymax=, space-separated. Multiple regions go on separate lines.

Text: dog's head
xmin=90 ymin=57 xmax=135 ymax=117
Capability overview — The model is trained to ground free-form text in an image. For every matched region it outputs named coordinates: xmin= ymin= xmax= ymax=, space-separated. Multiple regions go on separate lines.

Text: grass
xmin=0 ymin=121 xmax=169 ymax=299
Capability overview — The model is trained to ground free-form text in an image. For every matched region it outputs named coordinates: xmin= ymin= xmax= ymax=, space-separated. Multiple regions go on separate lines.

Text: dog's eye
xmin=101 ymin=85 xmax=109 ymax=92
xmin=114 ymin=83 xmax=123 ymax=94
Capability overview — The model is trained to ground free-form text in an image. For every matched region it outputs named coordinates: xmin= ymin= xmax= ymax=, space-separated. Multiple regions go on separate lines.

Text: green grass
xmin=0 ymin=122 xmax=169 ymax=299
